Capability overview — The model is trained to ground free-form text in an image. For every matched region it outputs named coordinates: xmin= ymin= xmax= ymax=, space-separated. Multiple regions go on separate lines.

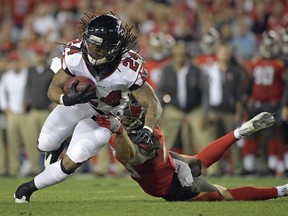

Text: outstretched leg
xmin=192 ymin=183 xmax=288 ymax=201
xmin=225 ymin=183 xmax=288 ymax=200
xmin=195 ymin=112 xmax=275 ymax=169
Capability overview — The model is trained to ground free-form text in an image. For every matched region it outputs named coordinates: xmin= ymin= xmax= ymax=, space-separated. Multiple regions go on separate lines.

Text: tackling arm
xmin=114 ymin=128 xmax=136 ymax=163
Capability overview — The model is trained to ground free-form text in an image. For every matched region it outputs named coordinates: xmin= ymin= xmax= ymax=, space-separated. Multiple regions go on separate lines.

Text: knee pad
xmin=66 ymin=139 xmax=103 ymax=164
xmin=38 ymin=133 xmax=62 ymax=152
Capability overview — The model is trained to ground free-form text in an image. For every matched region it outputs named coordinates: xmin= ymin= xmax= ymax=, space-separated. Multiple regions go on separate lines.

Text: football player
xmin=145 ymin=32 xmax=175 ymax=90
xmin=193 ymin=27 xmax=219 ymax=69
xmin=14 ymin=11 xmax=162 ymax=203
xmin=94 ymin=104 xmax=288 ymax=201
xmin=241 ymin=30 xmax=287 ymax=176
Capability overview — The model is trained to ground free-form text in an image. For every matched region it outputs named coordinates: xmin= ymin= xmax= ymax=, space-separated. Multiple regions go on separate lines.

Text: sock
xmin=243 ymin=155 xmax=256 ymax=172
xmin=195 ymin=131 xmax=237 ymax=168
xmin=234 ymin=128 xmax=243 ymax=139
xmin=228 ymin=187 xmax=277 ymax=200
xmin=34 ymin=160 xmax=70 ymax=190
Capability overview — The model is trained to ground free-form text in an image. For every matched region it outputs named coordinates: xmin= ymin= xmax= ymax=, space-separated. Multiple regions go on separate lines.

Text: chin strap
xmin=87 ymin=54 xmax=107 ymax=66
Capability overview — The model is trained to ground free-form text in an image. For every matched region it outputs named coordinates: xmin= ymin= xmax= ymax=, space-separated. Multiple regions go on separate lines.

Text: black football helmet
xmin=83 ymin=14 xmax=132 ymax=66
xmin=259 ymin=30 xmax=279 ymax=58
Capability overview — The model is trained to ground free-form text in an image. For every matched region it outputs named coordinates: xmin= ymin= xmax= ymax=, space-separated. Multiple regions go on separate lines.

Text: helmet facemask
xmin=78 ymin=12 xmax=138 ymax=67
xmin=83 ymin=15 xmax=125 ymax=66
xmin=84 ymin=34 xmax=123 ymax=66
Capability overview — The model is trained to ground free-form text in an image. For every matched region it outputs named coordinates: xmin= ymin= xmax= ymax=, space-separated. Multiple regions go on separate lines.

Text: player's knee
xmin=221 ymin=189 xmax=234 ymax=201
xmin=38 ymin=133 xmax=62 ymax=152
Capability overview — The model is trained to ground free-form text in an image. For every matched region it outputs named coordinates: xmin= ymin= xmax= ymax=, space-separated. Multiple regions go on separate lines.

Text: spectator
xmin=267 ymin=0 xmax=288 ymax=34
xmin=231 ymin=16 xmax=258 ymax=61
xmin=0 ymin=52 xmax=40 ymax=177
xmin=250 ymin=0 xmax=270 ymax=39
xmin=23 ymin=48 xmax=55 ymax=172
xmin=201 ymin=42 xmax=249 ymax=176
xmin=157 ymin=40 xmax=206 ymax=156
xmin=192 ymin=27 xmax=220 ymax=176
xmin=0 ymin=54 xmax=8 ymax=176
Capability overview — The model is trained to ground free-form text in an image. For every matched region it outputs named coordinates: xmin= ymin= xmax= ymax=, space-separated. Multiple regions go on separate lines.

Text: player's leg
xmin=187 ymin=181 xmax=288 ymax=201
xmin=222 ymin=183 xmax=288 ymax=200
xmin=38 ymin=104 xmax=96 ymax=166
xmin=194 ymin=112 xmax=275 ymax=170
xmin=14 ymin=118 xmax=111 ymax=203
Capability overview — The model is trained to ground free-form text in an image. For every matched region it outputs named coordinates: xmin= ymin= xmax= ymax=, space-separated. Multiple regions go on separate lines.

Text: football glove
xmin=62 ymin=80 xmax=96 ymax=106
xmin=135 ymin=127 xmax=154 ymax=151
xmin=95 ymin=115 xmax=123 ymax=134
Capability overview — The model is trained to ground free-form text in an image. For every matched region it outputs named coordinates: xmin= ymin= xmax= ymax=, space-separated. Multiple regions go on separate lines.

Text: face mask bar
xmin=84 ymin=34 xmax=123 ymax=66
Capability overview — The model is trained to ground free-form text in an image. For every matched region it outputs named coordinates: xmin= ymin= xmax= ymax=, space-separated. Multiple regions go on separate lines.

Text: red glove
xmin=95 ymin=115 xmax=123 ymax=134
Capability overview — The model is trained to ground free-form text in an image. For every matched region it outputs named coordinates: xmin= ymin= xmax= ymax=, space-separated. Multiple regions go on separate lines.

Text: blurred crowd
xmin=0 ymin=0 xmax=288 ymax=178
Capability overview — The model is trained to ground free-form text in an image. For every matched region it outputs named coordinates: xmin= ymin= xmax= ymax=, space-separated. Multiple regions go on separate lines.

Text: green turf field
xmin=0 ymin=175 xmax=287 ymax=216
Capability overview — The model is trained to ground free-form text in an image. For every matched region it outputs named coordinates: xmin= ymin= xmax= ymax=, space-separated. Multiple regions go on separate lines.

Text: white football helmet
xmin=148 ymin=32 xmax=175 ymax=60
xmin=259 ymin=30 xmax=279 ymax=58
xmin=200 ymin=27 xmax=219 ymax=55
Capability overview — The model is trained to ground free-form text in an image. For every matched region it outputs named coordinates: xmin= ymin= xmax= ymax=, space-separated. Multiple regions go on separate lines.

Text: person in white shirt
xmin=0 ymin=52 xmax=41 ymax=176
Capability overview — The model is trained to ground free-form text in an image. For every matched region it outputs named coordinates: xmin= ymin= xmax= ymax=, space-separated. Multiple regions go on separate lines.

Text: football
xmin=63 ymin=76 xmax=96 ymax=93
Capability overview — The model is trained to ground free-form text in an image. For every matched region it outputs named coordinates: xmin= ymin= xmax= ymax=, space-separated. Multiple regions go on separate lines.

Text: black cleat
xmin=14 ymin=182 xmax=34 ymax=203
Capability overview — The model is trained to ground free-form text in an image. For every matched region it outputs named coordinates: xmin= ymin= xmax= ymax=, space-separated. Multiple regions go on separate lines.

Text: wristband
xmin=143 ymin=126 xmax=153 ymax=133
xmin=59 ymin=94 xmax=64 ymax=104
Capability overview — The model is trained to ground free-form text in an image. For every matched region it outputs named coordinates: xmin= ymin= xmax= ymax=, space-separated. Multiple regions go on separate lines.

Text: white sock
xmin=243 ymin=155 xmax=256 ymax=171
xmin=34 ymin=160 xmax=70 ymax=190
xmin=234 ymin=128 xmax=243 ymax=140
xmin=268 ymin=155 xmax=277 ymax=170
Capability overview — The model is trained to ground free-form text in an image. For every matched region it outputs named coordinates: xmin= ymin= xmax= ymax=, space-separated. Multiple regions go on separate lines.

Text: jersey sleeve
xmin=60 ymin=39 xmax=83 ymax=76
xmin=129 ymin=63 xmax=148 ymax=91
xmin=121 ymin=51 xmax=148 ymax=91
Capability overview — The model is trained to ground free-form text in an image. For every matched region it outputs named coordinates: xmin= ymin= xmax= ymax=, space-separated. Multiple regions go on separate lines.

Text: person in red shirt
xmin=193 ymin=27 xmax=219 ymax=71
xmin=145 ymin=32 xmax=175 ymax=91
xmin=95 ymin=100 xmax=288 ymax=201
xmin=242 ymin=30 xmax=287 ymax=176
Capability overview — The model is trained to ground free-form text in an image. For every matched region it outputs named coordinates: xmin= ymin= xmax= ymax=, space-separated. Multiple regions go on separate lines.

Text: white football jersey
xmin=60 ymin=39 xmax=147 ymax=116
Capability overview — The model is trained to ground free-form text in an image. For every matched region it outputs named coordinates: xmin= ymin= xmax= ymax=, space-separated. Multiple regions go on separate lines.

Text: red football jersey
xmin=193 ymin=54 xmax=218 ymax=68
xmin=110 ymin=126 xmax=176 ymax=197
xmin=145 ymin=58 xmax=172 ymax=90
xmin=249 ymin=58 xmax=286 ymax=103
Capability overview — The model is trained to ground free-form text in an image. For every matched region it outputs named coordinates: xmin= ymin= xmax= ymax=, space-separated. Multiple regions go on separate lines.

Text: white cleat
xmin=277 ymin=183 xmax=288 ymax=197
xmin=14 ymin=194 xmax=29 ymax=203
xmin=238 ymin=112 xmax=275 ymax=137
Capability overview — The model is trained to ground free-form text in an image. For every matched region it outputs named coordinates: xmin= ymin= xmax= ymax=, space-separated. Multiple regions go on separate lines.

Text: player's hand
xmin=135 ymin=127 xmax=154 ymax=151
xmin=95 ymin=114 xmax=123 ymax=134
xmin=62 ymin=80 xmax=96 ymax=106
